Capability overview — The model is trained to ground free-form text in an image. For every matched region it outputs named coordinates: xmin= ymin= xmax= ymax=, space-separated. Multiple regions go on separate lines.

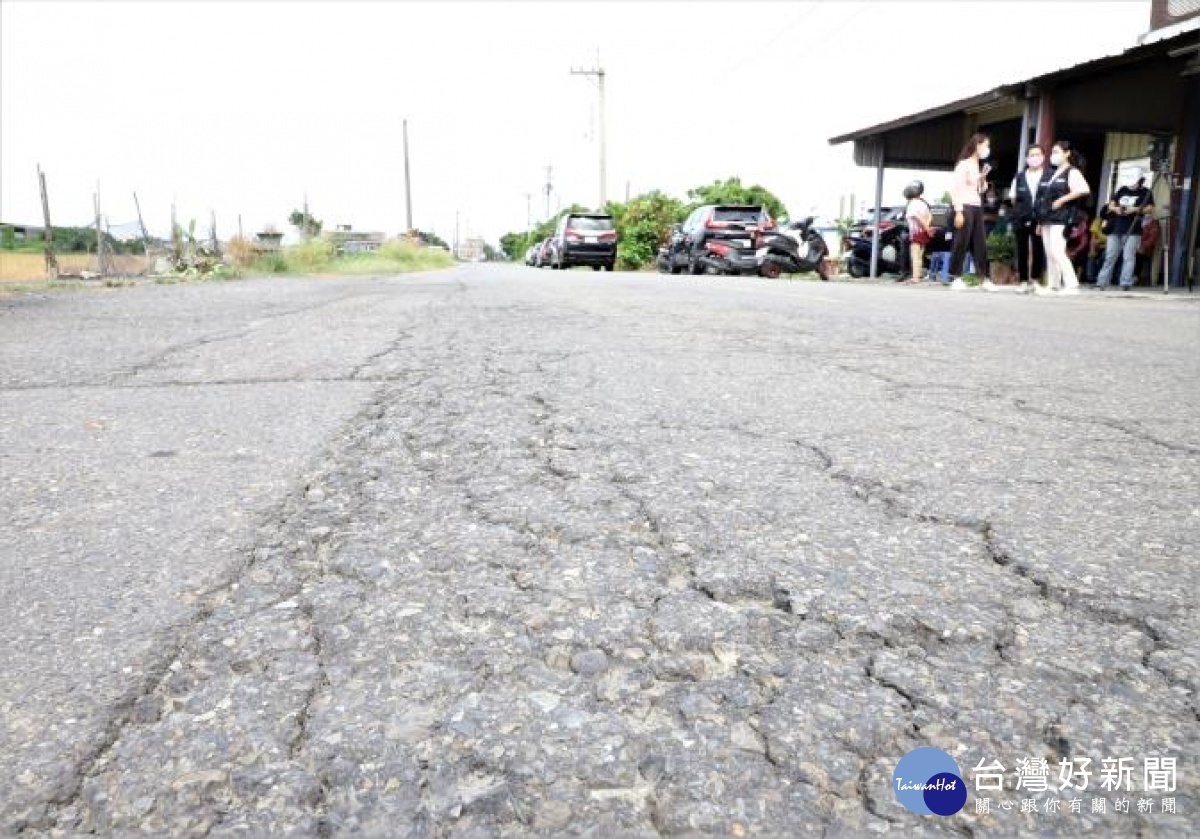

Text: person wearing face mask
xmin=1010 ymin=144 xmax=1051 ymax=291
xmin=1095 ymin=167 xmax=1154 ymax=290
xmin=948 ymin=133 xmax=993 ymax=291
xmin=1035 ymin=140 xmax=1091 ymax=295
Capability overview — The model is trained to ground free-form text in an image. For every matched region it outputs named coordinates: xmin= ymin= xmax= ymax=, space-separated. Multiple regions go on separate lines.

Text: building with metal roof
xmin=829 ymin=0 xmax=1199 ymax=288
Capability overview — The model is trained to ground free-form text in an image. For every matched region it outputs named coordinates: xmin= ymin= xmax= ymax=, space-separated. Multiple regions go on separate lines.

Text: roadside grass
xmin=0 ymin=240 xmax=454 ymax=293
xmin=0 ymin=252 xmax=148 ymax=282
xmin=252 ymin=240 xmax=454 ymax=276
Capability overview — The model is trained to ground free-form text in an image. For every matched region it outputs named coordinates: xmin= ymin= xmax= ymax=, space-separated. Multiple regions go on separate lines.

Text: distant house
xmin=325 ymin=224 xmax=385 ymax=254
xmin=0 ymin=222 xmax=46 ymax=241
xmin=455 ymin=236 xmax=486 ymax=262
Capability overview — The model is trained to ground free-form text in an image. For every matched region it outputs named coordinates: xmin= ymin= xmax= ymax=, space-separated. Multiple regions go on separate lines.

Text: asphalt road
xmin=1 ymin=267 xmax=1198 ymax=836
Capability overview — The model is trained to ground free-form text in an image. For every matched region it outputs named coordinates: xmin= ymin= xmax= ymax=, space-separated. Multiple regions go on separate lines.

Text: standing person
xmin=948 ymin=133 xmax=993 ymax=291
xmin=1035 ymin=140 xmax=1091 ymax=295
xmin=1095 ymin=167 xmax=1154 ymax=290
xmin=1087 ymin=211 xmax=1108 ymax=283
xmin=1067 ymin=210 xmax=1092 ymax=280
xmin=902 ymin=180 xmax=933 ymax=284
xmin=1010 ymin=144 xmax=1051 ymax=290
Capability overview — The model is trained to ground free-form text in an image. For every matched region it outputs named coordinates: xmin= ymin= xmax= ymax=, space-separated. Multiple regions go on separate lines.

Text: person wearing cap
xmin=1095 ymin=167 xmax=1154 ymax=289
xmin=902 ymin=180 xmax=933 ymax=284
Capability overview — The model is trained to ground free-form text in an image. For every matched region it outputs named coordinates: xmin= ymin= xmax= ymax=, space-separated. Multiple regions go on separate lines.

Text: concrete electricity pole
xmin=37 ymin=165 xmax=58 ymax=280
xmin=403 ymin=118 xmax=414 ymax=234
xmin=544 ymin=166 xmax=553 ymax=220
xmin=570 ymin=60 xmax=606 ymax=209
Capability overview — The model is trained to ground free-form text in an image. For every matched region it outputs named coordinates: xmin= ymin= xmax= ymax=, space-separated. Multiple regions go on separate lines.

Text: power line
xmin=706 ymin=0 xmax=829 ymax=81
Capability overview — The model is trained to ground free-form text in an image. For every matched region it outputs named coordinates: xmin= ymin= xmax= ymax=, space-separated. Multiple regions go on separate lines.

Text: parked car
xmin=534 ymin=237 xmax=554 ymax=268
xmin=848 ymin=206 xmax=906 ymax=238
xmin=547 ymin=212 xmax=618 ymax=271
xmin=658 ymin=204 xmax=774 ymax=275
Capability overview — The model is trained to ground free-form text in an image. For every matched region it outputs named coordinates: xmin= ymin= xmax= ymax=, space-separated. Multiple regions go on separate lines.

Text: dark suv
xmin=549 ymin=212 xmax=618 ymax=271
xmin=658 ymin=205 xmax=773 ymax=275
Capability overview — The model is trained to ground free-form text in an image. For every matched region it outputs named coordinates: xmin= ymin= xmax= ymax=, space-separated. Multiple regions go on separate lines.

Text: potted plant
xmin=986 ymin=231 xmax=1016 ymax=284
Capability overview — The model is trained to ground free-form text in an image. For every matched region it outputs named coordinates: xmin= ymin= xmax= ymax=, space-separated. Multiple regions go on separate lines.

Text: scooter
xmin=756 ymin=217 xmax=830 ymax=280
xmin=694 ymin=239 xmax=761 ymax=275
xmin=843 ymin=223 xmax=909 ymax=277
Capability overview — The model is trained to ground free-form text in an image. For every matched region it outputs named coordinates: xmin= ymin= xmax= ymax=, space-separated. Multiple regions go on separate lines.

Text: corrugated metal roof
xmin=828 ymin=27 xmax=1199 ymax=147
xmin=827 ymin=89 xmax=1018 ymax=146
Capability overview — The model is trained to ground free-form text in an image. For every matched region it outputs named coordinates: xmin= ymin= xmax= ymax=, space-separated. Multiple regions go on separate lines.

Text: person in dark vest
xmin=1009 ymin=144 xmax=1051 ymax=291
xmin=1035 ymin=140 xmax=1091 ymax=296
xmin=1096 ymin=167 xmax=1154 ymax=289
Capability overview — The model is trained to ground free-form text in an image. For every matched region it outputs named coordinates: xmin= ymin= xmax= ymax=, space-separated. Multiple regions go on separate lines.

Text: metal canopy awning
xmin=828 ymin=28 xmax=1199 ymax=161
xmin=827 ymin=88 xmax=1017 ymax=148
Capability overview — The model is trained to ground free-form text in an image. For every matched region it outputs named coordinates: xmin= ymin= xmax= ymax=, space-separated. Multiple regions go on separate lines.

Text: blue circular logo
xmin=893 ymin=747 xmax=967 ymax=816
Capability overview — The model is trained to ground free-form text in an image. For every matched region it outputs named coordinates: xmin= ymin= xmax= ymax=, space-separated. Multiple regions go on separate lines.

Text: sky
xmin=2 ymin=1 xmax=1151 ymax=246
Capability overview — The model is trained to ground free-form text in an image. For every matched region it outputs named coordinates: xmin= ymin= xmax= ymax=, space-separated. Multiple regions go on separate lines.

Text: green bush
xmin=286 ymin=238 xmax=336 ymax=272
xmin=255 ymin=252 xmax=289 ymax=274
xmin=615 ymin=191 xmax=685 ymax=270
xmin=986 ymin=231 xmax=1015 ymax=265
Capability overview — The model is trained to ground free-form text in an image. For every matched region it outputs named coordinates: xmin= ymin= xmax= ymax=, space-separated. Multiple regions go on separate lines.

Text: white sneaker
xmin=1032 ymin=284 xmax=1056 ymax=296
xmin=949 ymin=278 xmax=968 ymax=291
xmin=980 ymin=280 xmax=998 ymax=292
xmin=1058 ymin=286 xmax=1081 ymax=296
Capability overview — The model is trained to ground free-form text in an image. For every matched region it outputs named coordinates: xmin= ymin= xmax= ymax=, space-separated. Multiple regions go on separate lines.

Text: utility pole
xmin=570 ymin=58 xmax=607 ymax=209
xmin=523 ymin=192 xmax=532 ymax=235
xmin=133 ymin=192 xmax=151 ymax=257
xmin=37 ymin=165 xmax=58 ymax=281
xmin=171 ymin=201 xmax=181 ymax=263
xmin=544 ymin=165 xmax=553 ymax=220
xmin=302 ymin=191 xmax=310 ymax=241
xmin=403 ymin=118 xmax=414 ymax=234
xmin=93 ymin=186 xmax=112 ymax=276
xmin=454 ymin=209 xmax=460 ymax=258
xmin=210 ymin=210 xmax=219 ymax=254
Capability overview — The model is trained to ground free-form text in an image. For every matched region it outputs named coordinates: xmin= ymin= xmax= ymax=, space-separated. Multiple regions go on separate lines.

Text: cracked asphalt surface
xmin=1 ymin=267 xmax=1198 ymax=836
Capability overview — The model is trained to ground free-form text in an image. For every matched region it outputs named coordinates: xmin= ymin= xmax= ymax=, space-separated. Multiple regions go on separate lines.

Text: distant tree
xmin=499 ymin=232 xmax=527 ymax=260
xmin=413 ymin=230 xmax=448 ymax=249
xmin=686 ymin=177 xmax=788 ymax=220
xmin=288 ymin=209 xmax=323 ymax=238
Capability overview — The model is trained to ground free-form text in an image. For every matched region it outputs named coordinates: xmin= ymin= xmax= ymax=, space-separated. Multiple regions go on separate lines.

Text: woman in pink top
xmin=948 ymin=132 xmax=993 ymax=291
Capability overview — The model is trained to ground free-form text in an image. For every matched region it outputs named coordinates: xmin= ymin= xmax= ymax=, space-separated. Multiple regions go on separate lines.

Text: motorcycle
xmin=842 ymin=214 xmax=955 ymax=279
xmin=756 ymin=217 xmax=830 ymax=280
xmin=694 ymin=239 xmax=761 ymax=276
xmin=843 ymin=222 xmax=909 ymax=277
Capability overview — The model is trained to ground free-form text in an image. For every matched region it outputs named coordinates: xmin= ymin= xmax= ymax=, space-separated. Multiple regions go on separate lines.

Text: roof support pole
xmin=1035 ymin=90 xmax=1056 ymax=147
xmin=870 ymin=146 xmax=884 ymax=279
xmin=1167 ymin=74 xmax=1199 ymax=291
xmin=1018 ymin=96 xmax=1040 ymax=163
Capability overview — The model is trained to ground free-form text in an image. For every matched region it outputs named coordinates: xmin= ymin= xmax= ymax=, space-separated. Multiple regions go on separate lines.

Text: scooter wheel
xmin=759 ymin=261 xmax=782 ymax=280
xmin=847 ymin=258 xmax=867 ymax=278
